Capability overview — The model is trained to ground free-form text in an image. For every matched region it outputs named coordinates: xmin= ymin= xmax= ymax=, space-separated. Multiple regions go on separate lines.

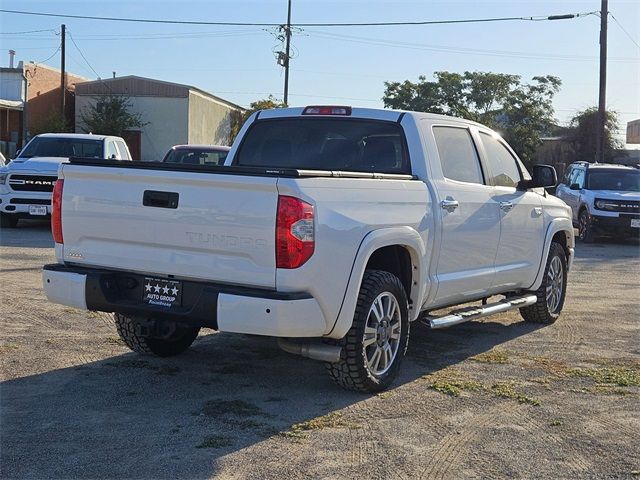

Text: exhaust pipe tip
xmin=277 ymin=338 xmax=342 ymax=363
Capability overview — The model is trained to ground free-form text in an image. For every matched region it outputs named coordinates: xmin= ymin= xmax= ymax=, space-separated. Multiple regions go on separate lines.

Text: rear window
xmin=235 ymin=118 xmax=410 ymax=174
xmin=21 ymin=137 xmax=103 ymax=159
xmin=163 ymin=148 xmax=228 ymax=166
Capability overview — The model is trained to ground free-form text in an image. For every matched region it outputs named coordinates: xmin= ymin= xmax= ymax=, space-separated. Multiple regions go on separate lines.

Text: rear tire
xmin=520 ymin=242 xmax=567 ymax=324
xmin=114 ymin=313 xmax=200 ymax=357
xmin=0 ymin=214 xmax=18 ymax=228
xmin=326 ymin=270 xmax=409 ymax=393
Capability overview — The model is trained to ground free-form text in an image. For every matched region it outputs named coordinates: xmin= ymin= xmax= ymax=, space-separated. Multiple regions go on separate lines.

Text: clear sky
xmin=1 ymin=0 xmax=638 ymax=145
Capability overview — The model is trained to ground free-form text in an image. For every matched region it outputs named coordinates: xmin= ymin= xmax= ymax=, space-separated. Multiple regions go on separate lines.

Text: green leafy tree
xmin=383 ymin=71 xmax=561 ymax=164
xmin=79 ymin=95 xmax=146 ymax=137
xmin=230 ymin=95 xmax=286 ymax=143
xmin=568 ymin=107 xmax=623 ymax=162
xmin=30 ymin=109 xmax=73 ymax=135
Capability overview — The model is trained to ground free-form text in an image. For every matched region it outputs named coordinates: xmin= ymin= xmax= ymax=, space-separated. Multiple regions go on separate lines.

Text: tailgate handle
xmin=143 ymin=190 xmax=179 ymax=209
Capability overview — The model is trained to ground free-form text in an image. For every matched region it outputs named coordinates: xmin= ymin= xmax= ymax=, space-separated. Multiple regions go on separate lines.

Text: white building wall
xmin=188 ymin=91 xmax=236 ymax=146
xmin=75 ymin=95 xmax=189 ymax=161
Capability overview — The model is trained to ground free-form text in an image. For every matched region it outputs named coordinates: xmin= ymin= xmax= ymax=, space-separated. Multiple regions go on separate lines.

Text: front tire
xmin=578 ymin=209 xmax=594 ymax=243
xmin=0 ymin=213 xmax=18 ymax=228
xmin=326 ymin=270 xmax=409 ymax=393
xmin=520 ymin=242 xmax=567 ymax=324
xmin=114 ymin=313 xmax=200 ymax=357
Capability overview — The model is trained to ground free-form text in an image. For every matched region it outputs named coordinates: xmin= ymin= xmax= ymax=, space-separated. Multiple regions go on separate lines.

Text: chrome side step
xmin=424 ymin=294 xmax=538 ymax=329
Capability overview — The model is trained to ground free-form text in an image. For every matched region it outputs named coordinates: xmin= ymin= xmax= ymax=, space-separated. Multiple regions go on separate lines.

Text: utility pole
xmin=283 ymin=0 xmax=292 ymax=106
xmin=60 ymin=24 xmax=66 ymax=123
xmin=595 ymin=0 xmax=608 ymax=163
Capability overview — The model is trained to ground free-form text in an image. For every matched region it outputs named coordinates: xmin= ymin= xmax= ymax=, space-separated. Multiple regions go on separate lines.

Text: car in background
xmin=161 ymin=145 xmax=230 ymax=166
xmin=555 ymin=162 xmax=640 ymax=242
xmin=0 ymin=133 xmax=131 ymax=228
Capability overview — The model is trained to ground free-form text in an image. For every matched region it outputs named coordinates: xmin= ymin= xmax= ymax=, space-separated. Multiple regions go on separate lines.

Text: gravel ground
xmin=1 ymin=220 xmax=639 ymax=479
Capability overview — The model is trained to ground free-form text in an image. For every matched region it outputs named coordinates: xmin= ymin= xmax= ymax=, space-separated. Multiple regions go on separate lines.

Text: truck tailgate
xmin=59 ymin=165 xmax=278 ymax=288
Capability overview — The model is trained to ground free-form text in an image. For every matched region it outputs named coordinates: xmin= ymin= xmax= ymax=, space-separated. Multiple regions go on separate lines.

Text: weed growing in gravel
xmin=280 ymin=412 xmax=361 ymax=439
xmin=423 ymin=368 xmax=483 ymax=397
xmin=550 ymin=419 xmax=562 ymax=426
xmin=471 ymin=349 xmax=510 ymax=364
xmin=490 ymin=382 xmax=540 ymax=406
xmin=567 ymin=366 xmax=640 ymax=387
xmin=0 ymin=344 xmax=20 ymax=354
xmin=196 ymin=435 xmax=233 ymax=449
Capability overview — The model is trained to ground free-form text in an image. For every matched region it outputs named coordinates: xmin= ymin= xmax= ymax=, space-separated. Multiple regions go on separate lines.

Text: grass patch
xmin=567 ymin=366 xmax=640 ymax=387
xmin=424 ymin=368 xmax=483 ymax=397
xmin=196 ymin=435 xmax=233 ymax=449
xmin=471 ymin=349 xmax=510 ymax=364
xmin=0 ymin=344 xmax=20 ymax=354
xmin=280 ymin=412 xmax=360 ymax=439
xmin=550 ymin=419 xmax=562 ymax=427
xmin=524 ymin=356 xmax=570 ymax=377
xmin=202 ymin=399 xmax=264 ymax=418
xmin=376 ymin=391 xmax=395 ymax=399
xmin=105 ymin=336 xmax=125 ymax=346
xmin=490 ymin=382 xmax=540 ymax=406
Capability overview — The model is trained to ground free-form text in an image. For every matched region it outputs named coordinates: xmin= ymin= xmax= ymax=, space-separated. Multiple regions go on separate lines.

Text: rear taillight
xmin=52 ymin=179 xmax=64 ymax=244
xmin=276 ymin=195 xmax=314 ymax=269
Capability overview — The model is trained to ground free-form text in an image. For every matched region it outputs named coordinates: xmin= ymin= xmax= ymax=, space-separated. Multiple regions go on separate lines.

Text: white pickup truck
xmin=43 ymin=106 xmax=574 ymax=392
xmin=0 ymin=133 xmax=131 ymax=228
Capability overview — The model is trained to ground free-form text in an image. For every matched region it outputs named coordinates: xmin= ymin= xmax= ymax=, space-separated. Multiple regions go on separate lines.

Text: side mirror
xmin=110 ymin=154 xmax=117 ymax=160
xmin=518 ymin=164 xmax=557 ymax=189
xmin=569 ymin=183 xmax=581 ymax=190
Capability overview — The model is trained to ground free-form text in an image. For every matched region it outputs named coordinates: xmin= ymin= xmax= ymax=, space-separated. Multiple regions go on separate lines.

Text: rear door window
xmin=480 ymin=133 xmax=522 ymax=188
xmin=235 ymin=118 xmax=410 ymax=174
xmin=432 ymin=126 xmax=484 ymax=184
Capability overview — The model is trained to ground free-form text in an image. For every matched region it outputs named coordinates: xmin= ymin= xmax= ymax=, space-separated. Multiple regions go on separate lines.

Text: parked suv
xmin=555 ymin=162 xmax=640 ymax=242
xmin=0 ymin=133 xmax=131 ymax=228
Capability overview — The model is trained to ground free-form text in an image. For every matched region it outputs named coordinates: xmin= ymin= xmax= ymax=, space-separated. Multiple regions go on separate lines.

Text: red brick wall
xmin=23 ymin=63 xmax=88 ymax=134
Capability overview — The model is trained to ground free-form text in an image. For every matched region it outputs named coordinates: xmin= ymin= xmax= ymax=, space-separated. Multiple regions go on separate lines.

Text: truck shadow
xmin=0 ymin=319 xmax=541 ymax=479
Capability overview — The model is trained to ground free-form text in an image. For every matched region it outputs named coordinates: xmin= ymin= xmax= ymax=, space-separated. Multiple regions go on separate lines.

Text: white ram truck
xmin=0 ymin=133 xmax=131 ymax=228
xmin=43 ymin=106 xmax=574 ymax=392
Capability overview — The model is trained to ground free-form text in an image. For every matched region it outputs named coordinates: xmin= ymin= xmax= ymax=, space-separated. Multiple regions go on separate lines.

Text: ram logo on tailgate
xmin=186 ymin=231 xmax=268 ymax=249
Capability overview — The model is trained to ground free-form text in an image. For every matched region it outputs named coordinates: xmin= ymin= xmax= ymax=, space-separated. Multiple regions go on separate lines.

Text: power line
xmin=34 ymin=44 xmax=61 ymax=65
xmin=0 ymin=8 xmax=598 ymax=28
xmin=1 ymin=28 xmax=58 ymax=34
xmin=306 ymin=29 xmax=639 ymax=63
xmin=609 ymin=12 xmax=640 ymax=49
xmin=66 ymin=30 xmax=101 ymax=79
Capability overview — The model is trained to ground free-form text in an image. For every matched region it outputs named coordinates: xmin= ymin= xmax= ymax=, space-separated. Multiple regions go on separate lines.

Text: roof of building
xmin=75 ymin=75 xmax=243 ymax=111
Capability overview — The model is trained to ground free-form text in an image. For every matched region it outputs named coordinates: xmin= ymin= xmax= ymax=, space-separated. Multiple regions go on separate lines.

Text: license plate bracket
xmin=29 ymin=205 xmax=47 ymax=216
xmin=143 ymin=277 xmax=183 ymax=308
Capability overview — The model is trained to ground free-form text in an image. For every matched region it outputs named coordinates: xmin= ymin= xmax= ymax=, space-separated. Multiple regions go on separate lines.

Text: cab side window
xmin=106 ymin=141 xmax=119 ymax=159
xmin=480 ymin=132 xmax=522 ymax=188
xmin=115 ymin=140 xmax=131 ymax=160
xmin=432 ymin=126 xmax=485 ymax=184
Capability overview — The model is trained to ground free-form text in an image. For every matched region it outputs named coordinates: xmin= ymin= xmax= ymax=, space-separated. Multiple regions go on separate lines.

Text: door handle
xmin=143 ymin=190 xmax=179 ymax=209
xmin=499 ymin=201 xmax=514 ymax=212
xmin=441 ymin=198 xmax=459 ymax=213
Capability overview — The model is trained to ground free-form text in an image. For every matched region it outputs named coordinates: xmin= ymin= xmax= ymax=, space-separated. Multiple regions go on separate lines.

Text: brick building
xmin=0 ymin=61 xmax=89 ymax=157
